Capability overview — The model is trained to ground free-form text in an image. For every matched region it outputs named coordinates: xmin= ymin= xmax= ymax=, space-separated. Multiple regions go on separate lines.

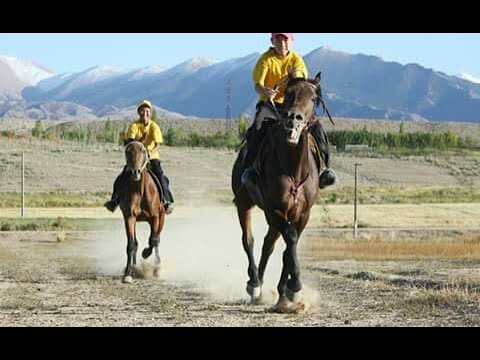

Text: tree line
xmin=12 ymin=118 xmax=477 ymax=151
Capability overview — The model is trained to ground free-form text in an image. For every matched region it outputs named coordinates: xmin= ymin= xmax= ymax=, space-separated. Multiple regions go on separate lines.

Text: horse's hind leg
xmin=123 ymin=216 xmax=138 ymax=284
xmin=237 ymin=205 xmax=261 ymax=303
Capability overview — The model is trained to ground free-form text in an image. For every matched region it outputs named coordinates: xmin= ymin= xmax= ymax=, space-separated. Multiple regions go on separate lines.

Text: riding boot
xmin=310 ymin=121 xmax=337 ymax=188
xmin=159 ymin=174 xmax=175 ymax=214
xmin=104 ymin=167 xmax=127 ymax=212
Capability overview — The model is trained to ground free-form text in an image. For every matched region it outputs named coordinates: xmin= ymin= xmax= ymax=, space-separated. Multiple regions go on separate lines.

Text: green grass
xmin=366 ymin=147 xmax=477 ymax=158
xmin=0 ymin=217 xmax=122 ymax=231
xmin=1 ymin=185 xmax=479 ymax=210
xmin=0 ymin=191 xmax=110 ymax=208
xmin=319 ymin=185 xmax=480 ymax=205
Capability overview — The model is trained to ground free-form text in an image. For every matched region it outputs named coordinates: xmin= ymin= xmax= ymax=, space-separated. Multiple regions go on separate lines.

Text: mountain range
xmin=1 ymin=48 xmax=479 ymax=123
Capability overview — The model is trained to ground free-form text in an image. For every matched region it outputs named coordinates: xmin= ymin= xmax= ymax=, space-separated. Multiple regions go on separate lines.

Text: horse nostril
xmin=295 ymin=114 xmax=304 ymax=121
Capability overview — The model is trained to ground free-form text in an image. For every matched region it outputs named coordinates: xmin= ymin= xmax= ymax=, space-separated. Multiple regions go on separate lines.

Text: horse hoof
xmin=142 ymin=247 xmax=152 ymax=259
xmin=122 ymin=275 xmax=133 ymax=284
xmin=286 ymin=287 xmax=302 ymax=303
xmin=246 ymin=284 xmax=262 ymax=301
xmin=267 ymin=296 xmax=290 ymax=313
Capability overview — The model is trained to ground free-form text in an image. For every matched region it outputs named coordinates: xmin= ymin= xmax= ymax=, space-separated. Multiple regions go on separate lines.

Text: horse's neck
xmin=274 ymin=129 xmax=310 ymax=182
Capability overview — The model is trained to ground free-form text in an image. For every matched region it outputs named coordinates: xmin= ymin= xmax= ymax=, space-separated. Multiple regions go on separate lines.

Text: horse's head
xmin=279 ymin=72 xmax=322 ymax=146
xmin=124 ymin=140 xmax=149 ymax=181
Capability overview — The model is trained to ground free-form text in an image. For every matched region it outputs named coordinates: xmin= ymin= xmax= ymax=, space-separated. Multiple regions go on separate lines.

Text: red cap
xmin=271 ymin=33 xmax=294 ymax=41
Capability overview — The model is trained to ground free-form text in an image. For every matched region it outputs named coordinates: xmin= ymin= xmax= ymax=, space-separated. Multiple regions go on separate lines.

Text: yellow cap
xmin=137 ymin=100 xmax=153 ymax=113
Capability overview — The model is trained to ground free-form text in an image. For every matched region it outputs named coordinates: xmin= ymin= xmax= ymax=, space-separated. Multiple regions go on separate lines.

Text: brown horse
xmin=232 ymin=73 xmax=324 ymax=312
xmin=119 ymin=140 xmax=166 ymax=284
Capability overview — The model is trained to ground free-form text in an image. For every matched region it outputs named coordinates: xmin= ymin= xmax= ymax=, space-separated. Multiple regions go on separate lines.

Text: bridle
xmin=125 ymin=141 xmax=150 ymax=176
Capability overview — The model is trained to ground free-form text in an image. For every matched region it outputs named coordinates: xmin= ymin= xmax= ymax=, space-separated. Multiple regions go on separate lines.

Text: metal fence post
xmin=353 ymin=163 xmax=362 ymax=239
xmin=21 ymin=151 xmax=25 ymax=217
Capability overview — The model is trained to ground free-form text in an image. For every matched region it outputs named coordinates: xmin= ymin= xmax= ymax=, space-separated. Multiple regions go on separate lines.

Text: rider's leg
xmin=241 ymin=125 xmax=268 ymax=185
xmin=104 ymin=166 xmax=127 ymax=212
xmin=310 ymin=120 xmax=336 ymax=188
xmin=150 ymin=159 xmax=174 ymax=214
xmin=241 ymin=102 xmax=275 ymax=185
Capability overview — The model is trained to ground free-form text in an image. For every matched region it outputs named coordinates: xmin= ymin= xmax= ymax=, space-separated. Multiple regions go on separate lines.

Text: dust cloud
xmin=92 ymin=205 xmax=318 ymax=306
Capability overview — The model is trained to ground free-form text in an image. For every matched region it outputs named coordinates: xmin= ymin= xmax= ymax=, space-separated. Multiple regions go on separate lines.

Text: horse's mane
xmin=286 ymin=77 xmax=314 ymax=87
xmin=124 ymin=138 xmax=135 ymax=146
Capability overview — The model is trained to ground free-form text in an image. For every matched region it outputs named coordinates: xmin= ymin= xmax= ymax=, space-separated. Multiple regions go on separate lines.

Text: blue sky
xmin=1 ymin=33 xmax=479 ymax=78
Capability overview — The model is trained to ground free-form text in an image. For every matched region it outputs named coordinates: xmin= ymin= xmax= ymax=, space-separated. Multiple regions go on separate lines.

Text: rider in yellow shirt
xmin=104 ymin=100 xmax=174 ymax=214
xmin=242 ymin=33 xmax=336 ymax=188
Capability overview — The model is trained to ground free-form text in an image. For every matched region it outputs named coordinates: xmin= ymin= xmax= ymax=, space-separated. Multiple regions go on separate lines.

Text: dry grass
xmin=308 ymin=203 xmax=480 ymax=228
xmin=302 ymin=235 xmax=480 ymax=261
xmin=401 ymin=284 xmax=480 ymax=321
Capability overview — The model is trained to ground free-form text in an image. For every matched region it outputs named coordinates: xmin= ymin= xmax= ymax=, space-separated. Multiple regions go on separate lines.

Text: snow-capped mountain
xmin=0 ymin=55 xmax=54 ymax=97
xmin=167 ymin=57 xmax=218 ymax=75
xmin=2 ymin=49 xmax=480 ymax=123
xmin=46 ymin=65 xmax=128 ymax=99
xmin=457 ymin=73 xmax=480 ymax=84
xmin=0 ymin=55 xmax=53 ymax=86
xmin=36 ymin=73 xmax=75 ymax=91
xmin=127 ymin=65 xmax=166 ymax=81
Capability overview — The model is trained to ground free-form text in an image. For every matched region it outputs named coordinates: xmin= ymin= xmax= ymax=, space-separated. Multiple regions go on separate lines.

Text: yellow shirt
xmin=126 ymin=119 xmax=163 ymax=160
xmin=252 ymin=48 xmax=308 ymax=104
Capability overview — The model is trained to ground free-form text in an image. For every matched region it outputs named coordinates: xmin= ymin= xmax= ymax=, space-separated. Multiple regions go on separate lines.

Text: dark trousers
xmin=149 ymin=159 xmax=174 ymax=204
xmin=309 ymin=120 xmax=331 ymax=168
xmin=243 ymin=101 xmax=279 ymax=168
xmin=111 ymin=160 xmax=174 ymax=204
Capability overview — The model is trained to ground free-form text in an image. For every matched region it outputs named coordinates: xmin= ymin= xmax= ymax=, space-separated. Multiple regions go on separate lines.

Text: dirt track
xmin=1 ymin=135 xmax=480 ymax=326
xmin=1 ymin=207 xmax=479 ymax=327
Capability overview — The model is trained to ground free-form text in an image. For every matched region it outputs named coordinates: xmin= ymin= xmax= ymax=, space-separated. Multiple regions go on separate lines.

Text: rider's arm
xmin=255 ymin=83 xmax=278 ymax=99
xmin=125 ymin=122 xmax=138 ymax=142
xmin=291 ymin=53 xmax=308 ymax=79
xmin=149 ymin=143 xmax=161 ymax=156
xmin=253 ymin=55 xmax=278 ymax=100
xmin=147 ymin=123 xmax=163 ymax=157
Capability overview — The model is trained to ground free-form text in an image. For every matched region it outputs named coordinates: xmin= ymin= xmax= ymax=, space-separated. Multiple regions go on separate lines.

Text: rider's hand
xmin=263 ymin=86 xmax=278 ymax=100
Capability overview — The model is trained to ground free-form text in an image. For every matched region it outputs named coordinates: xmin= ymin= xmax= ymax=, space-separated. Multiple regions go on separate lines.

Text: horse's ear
xmin=314 ymin=71 xmax=322 ymax=85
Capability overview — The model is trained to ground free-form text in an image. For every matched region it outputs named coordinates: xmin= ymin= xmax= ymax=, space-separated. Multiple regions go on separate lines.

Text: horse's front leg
xmin=143 ymin=215 xmax=162 ymax=267
xmin=123 ymin=215 xmax=137 ymax=284
xmin=258 ymin=226 xmax=280 ymax=286
xmin=266 ymin=210 xmax=302 ymax=306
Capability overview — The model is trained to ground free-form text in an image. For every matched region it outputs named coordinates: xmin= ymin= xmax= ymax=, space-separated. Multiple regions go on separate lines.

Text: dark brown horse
xmin=232 ymin=73 xmax=324 ymax=312
xmin=119 ymin=140 xmax=166 ymax=284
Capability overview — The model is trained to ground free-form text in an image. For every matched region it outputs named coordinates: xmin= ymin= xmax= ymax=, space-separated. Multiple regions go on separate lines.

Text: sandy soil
xmin=1 ymin=206 xmax=479 ymax=327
